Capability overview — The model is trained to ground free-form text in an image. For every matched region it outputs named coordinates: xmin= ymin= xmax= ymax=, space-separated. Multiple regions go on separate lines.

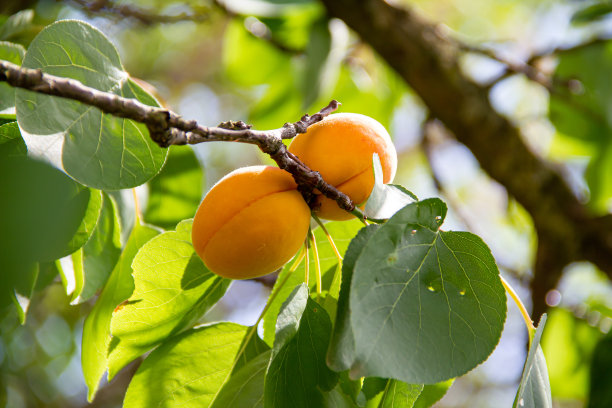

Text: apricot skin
xmin=288 ymin=113 xmax=397 ymax=220
xmin=191 ymin=166 xmax=310 ymax=280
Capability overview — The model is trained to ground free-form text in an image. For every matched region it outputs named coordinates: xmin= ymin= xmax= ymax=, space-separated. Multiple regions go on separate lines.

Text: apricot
xmin=288 ymin=113 xmax=397 ymax=220
xmin=191 ymin=165 xmax=310 ymax=279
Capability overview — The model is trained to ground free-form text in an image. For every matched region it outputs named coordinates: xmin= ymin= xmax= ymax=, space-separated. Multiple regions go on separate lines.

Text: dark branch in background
xmin=321 ymin=0 xmax=612 ymax=318
xmin=0 ymin=60 xmax=353 ymax=214
xmin=70 ymin=0 xmax=210 ymax=25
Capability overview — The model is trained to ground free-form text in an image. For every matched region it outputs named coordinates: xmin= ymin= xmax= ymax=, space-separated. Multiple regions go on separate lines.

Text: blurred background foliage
xmin=1 ymin=0 xmax=612 ymax=407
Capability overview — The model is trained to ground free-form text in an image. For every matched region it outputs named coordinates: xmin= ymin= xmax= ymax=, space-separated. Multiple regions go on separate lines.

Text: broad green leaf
xmin=349 ymin=198 xmax=506 ymax=383
xmin=0 ymin=121 xmax=26 ymax=158
xmin=10 ymin=262 xmax=38 ymax=324
xmin=365 ymin=154 xmax=417 ymax=220
xmin=378 ymin=381 xmax=423 ymax=408
xmin=68 ymin=192 xmax=121 ymax=304
xmin=0 ymin=41 xmax=25 ymax=112
xmin=144 ymin=145 xmax=203 ymax=230
xmin=589 ymin=329 xmax=612 ymax=408
xmin=265 ymin=284 xmax=338 ymax=407
xmin=0 ymin=157 xmax=88 ymax=308
xmin=210 ymin=349 xmax=271 ymax=408
xmin=0 ymin=156 xmax=89 ymax=266
xmin=123 ymin=322 xmax=247 ymax=408
xmin=15 ymin=20 xmax=167 ymax=189
xmin=262 ymin=219 xmax=362 ymax=345
xmin=513 ymin=314 xmax=552 ymax=408
xmin=323 ymin=386 xmax=360 ymax=408
xmin=0 ymin=10 xmax=34 ymax=41
xmin=327 ymin=224 xmax=380 ymax=372
xmin=82 ymin=222 xmax=160 ymax=401
xmin=413 ymin=380 xmax=454 ymax=408
xmin=108 ymin=219 xmax=230 ymax=379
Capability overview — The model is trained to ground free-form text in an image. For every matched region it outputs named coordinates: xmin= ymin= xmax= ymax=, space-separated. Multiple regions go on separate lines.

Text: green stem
xmin=310 ymin=229 xmax=322 ymax=295
xmin=312 ymin=214 xmax=343 ymax=262
xmin=500 ymin=274 xmax=536 ymax=340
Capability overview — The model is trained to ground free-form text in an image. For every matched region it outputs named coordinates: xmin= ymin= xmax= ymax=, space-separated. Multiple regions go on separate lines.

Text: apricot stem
xmin=304 ymin=238 xmax=310 ymax=287
xmin=310 ymin=229 xmax=322 ymax=295
xmin=500 ymin=274 xmax=536 ymax=339
xmin=312 ymin=214 xmax=343 ymax=262
xmin=132 ymin=188 xmax=142 ymax=223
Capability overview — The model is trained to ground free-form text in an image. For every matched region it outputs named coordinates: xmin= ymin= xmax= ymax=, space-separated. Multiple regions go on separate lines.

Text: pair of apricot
xmin=191 ymin=113 xmax=397 ymax=279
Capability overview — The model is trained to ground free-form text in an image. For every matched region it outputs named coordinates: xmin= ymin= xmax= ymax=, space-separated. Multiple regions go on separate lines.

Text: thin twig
xmin=70 ymin=0 xmax=211 ymax=25
xmin=0 ymin=60 xmax=354 ymax=213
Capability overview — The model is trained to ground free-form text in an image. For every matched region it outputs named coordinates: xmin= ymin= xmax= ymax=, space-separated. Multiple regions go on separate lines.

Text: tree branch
xmin=70 ymin=0 xmax=210 ymax=25
xmin=0 ymin=59 xmax=353 ymax=214
xmin=320 ymin=0 xmax=612 ymax=318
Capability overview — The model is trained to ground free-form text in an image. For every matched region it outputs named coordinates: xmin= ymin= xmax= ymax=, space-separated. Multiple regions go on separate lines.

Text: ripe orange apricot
xmin=288 ymin=113 xmax=397 ymax=220
xmin=191 ymin=165 xmax=310 ymax=279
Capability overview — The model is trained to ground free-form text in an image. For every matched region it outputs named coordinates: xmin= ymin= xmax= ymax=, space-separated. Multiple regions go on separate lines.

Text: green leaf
xmin=82 ymin=222 xmax=160 ymax=401
xmin=0 ymin=157 xmax=89 ymax=308
xmin=513 ymin=314 xmax=552 ymax=408
xmin=572 ymin=3 xmax=612 ymax=23
xmin=10 ymin=262 xmax=38 ymax=324
xmin=67 ymin=192 xmax=121 ymax=304
xmin=0 ymin=9 xmax=34 ymax=41
xmin=265 ymin=284 xmax=338 ymax=407
xmin=123 ymin=322 xmax=248 ymax=408
xmin=588 ymin=328 xmax=612 ymax=408
xmin=0 ymin=156 xmax=89 ymax=266
xmin=378 ymin=381 xmax=423 ymax=408
xmin=0 ymin=121 xmax=26 ymax=158
xmin=0 ymin=41 xmax=25 ymax=112
xmin=262 ymin=219 xmax=362 ymax=345
xmin=144 ymin=145 xmax=203 ymax=230
xmin=15 ymin=20 xmax=167 ymax=190
xmin=365 ymin=154 xmax=417 ymax=220
xmin=108 ymin=219 xmax=230 ymax=379
xmin=210 ymin=349 xmax=271 ymax=408
xmin=413 ymin=380 xmax=454 ymax=408
xmin=327 ymin=224 xmax=380 ymax=372
xmin=348 ymin=198 xmax=506 ymax=383
xmin=64 ymin=188 xmax=103 ymax=256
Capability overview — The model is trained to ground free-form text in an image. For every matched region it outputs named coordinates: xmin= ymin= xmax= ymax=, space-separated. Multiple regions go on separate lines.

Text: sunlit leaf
xmin=124 ymin=323 xmax=248 ymax=408
xmin=0 ymin=41 xmax=24 ymax=112
xmin=82 ymin=222 xmax=160 ymax=401
xmin=68 ymin=192 xmax=121 ymax=304
xmin=15 ymin=20 xmax=167 ymax=189
xmin=108 ymin=219 xmax=230 ymax=379
xmin=0 ymin=9 xmax=34 ymax=41
xmin=0 ymin=121 xmax=26 ymax=158
xmin=413 ymin=379 xmax=454 ymax=408
xmin=211 ymin=350 xmax=271 ymax=408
